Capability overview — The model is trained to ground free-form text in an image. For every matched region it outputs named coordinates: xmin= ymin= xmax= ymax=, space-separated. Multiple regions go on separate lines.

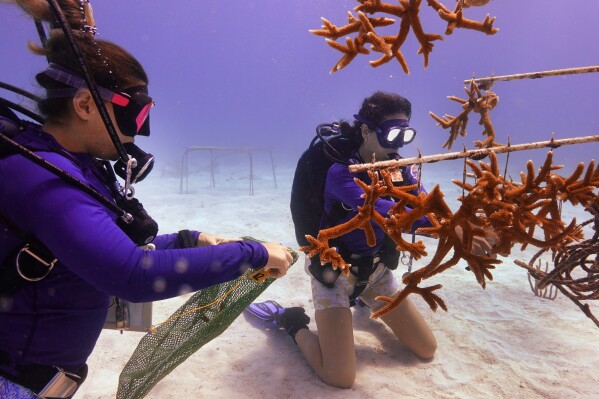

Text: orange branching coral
xmin=313 ymin=12 xmax=395 ymax=73
xmin=301 ymin=151 xmax=599 ymax=320
xmin=300 ymin=170 xmax=438 ymax=272
xmin=310 ymin=0 xmax=498 ymax=74
xmin=429 ymin=79 xmax=499 ymax=150
xmin=429 ymin=0 xmax=497 ymax=35
xmin=463 ymin=0 xmax=491 ymax=7
xmin=300 ymin=170 xmax=393 ymax=272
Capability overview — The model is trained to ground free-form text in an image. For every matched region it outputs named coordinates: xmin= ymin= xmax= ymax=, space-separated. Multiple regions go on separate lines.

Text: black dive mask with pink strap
xmin=41 ymin=63 xmax=154 ymax=137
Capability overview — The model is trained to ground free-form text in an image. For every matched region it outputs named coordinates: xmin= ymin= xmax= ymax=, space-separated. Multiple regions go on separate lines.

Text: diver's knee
xmin=414 ymin=336 xmax=437 ymax=360
xmin=319 ymin=361 xmax=356 ymax=389
xmin=321 ymin=371 xmax=355 ymax=389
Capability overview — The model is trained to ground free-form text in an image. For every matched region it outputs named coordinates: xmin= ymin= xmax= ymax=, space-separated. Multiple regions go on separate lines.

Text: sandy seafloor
xmin=77 ymin=158 xmax=599 ymax=399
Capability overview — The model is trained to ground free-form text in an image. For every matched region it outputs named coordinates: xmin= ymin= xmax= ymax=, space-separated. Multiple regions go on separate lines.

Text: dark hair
xmin=14 ymin=0 xmax=148 ymax=121
xmin=339 ymin=91 xmax=412 ymax=144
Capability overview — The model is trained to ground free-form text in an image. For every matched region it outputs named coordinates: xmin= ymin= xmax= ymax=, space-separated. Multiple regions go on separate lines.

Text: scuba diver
xmin=248 ymin=91 xmax=496 ymax=388
xmin=0 ymin=1 xmax=291 ymax=397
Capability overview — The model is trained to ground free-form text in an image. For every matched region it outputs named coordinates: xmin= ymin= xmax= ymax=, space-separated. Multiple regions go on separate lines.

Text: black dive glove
xmin=275 ymin=307 xmax=310 ymax=342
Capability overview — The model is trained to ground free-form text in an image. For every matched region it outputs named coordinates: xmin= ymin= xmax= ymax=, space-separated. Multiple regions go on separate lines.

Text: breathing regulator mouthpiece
xmin=114 ymin=142 xmax=155 ymax=184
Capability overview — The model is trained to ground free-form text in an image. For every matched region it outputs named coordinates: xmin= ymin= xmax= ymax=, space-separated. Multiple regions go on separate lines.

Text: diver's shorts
xmin=0 ymin=376 xmax=38 ymax=399
xmin=305 ymin=257 xmax=400 ymax=311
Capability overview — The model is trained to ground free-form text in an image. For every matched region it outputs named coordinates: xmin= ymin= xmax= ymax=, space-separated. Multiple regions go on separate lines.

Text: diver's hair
xmin=8 ymin=0 xmax=84 ymax=30
xmin=357 ymin=91 xmax=412 ymax=125
xmin=339 ymin=91 xmax=412 ymax=144
xmin=11 ymin=0 xmax=148 ymax=121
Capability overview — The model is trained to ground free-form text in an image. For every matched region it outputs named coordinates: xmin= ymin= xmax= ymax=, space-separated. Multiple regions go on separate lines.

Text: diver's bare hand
xmin=262 ymin=241 xmax=293 ymax=278
xmin=197 ymin=232 xmax=242 ymax=246
xmin=455 ymin=225 xmax=498 ymax=257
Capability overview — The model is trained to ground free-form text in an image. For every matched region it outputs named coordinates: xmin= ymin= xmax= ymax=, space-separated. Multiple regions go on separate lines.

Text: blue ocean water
xmin=1 ymin=1 xmax=598 ymax=173
xmin=3 ymin=4 xmax=599 ymax=397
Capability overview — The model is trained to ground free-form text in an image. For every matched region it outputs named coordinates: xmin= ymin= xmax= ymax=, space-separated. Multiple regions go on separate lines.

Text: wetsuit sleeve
xmin=0 ymin=155 xmax=268 ymax=303
xmin=152 ymin=231 xmax=201 ymax=250
xmin=325 ymin=163 xmax=395 ymax=217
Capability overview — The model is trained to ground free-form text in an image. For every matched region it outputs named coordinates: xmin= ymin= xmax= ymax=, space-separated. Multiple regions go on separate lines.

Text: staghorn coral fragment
xmin=430 ymin=80 xmax=500 ymax=150
xmin=463 ymin=0 xmax=491 ymax=6
xmin=312 ymin=0 xmax=498 ymax=73
xmin=372 ymin=283 xmax=447 ymax=319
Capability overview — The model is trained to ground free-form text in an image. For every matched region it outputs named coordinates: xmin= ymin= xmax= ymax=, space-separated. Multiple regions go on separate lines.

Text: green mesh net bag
xmin=117 ymin=238 xmax=298 ymax=399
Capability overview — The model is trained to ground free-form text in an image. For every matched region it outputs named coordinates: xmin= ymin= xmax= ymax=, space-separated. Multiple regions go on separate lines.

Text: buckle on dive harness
xmin=15 ymin=244 xmax=58 ymax=282
xmin=37 ymin=367 xmax=81 ymax=398
xmin=348 ymin=254 xmax=378 ymax=305
xmin=36 ymin=364 xmax=87 ymax=399
xmin=113 ymin=298 xmax=130 ymax=331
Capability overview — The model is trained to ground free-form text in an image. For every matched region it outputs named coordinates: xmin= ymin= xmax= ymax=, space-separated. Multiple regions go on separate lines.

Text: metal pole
xmin=349 ymin=134 xmax=599 ymax=172
xmin=249 ymin=150 xmax=254 ymax=196
xmin=268 ymin=149 xmax=278 ymax=189
xmin=465 ymin=66 xmax=599 ymax=87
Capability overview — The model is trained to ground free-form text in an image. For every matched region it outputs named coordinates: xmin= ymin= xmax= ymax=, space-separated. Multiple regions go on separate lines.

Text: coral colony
xmin=310 ymin=0 xmax=498 ymax=74
xmin=307 ymin=2 xmax=598 ymax=325
xmin=301 ymin=152 xmax=599 ymax=324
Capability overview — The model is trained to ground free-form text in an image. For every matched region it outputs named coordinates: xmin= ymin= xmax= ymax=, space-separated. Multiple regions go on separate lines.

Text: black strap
xmin=307 ymin=256 xmax=341 ymax=288
xmin=378 ymin=235 xmax=400 ymax=270
xmin=0 ymin=131 xmax=126 ymax=218
xmin=0 ymin=211 xmax=58 ymax=296
xmin=46 ymin=0 xmax=129 ymax=164
xmin=0 ymin=211 xmax=30 ymax=244
xmin=348 ymin=255 xmax=377 ymax=306
xmin=177 ymin=229 xmax=196 ymax=249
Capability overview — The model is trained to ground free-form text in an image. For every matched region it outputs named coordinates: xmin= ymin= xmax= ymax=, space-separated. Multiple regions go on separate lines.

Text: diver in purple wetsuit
xmin=0 ymin=1 xmax=291 ymax=397
xmin=251 ymin=91 xmax=497 ymax=389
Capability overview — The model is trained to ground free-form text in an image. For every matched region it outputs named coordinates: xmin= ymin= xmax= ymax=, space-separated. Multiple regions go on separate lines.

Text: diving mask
xmin=41 ymin=63 xmax=154 ymax=137
xmin=354 ymin=114 xmax=416 ymax=149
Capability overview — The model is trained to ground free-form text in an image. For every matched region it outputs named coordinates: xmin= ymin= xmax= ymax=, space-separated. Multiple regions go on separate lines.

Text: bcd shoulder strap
xmin=0 ymin=115 xmax=24 ymax=157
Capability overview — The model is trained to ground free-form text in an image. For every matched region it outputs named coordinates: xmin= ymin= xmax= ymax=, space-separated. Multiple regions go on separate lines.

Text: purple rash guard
xmin=0 ymin=126 xmax=268 ymax=374
xmin=323 ymin=156 xmax=431 ymax=256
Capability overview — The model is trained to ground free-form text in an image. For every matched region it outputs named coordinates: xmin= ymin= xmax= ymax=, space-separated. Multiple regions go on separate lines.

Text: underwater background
xmin=2 ymin=0 xmax=598 ymax=178
xmin=2 ymin=3 xmax=599 ymax=398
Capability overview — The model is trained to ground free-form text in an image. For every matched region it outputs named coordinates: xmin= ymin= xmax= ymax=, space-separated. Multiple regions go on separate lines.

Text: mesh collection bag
xmin=117 ymin=238 xmax=298 ymax=399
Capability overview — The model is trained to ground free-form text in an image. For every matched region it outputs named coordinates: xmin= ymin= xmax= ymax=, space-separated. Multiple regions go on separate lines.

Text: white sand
xmin=77 ymin=162 xmax=599 ymax=399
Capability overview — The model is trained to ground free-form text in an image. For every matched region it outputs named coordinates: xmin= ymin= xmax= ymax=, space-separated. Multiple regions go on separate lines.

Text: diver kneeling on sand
xmin=248 ymin=91 xmax=497 ymax=388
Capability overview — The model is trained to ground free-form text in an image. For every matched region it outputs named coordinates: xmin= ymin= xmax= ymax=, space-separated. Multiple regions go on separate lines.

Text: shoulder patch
xmin=409 ymin=164 xmax=420 ymax=180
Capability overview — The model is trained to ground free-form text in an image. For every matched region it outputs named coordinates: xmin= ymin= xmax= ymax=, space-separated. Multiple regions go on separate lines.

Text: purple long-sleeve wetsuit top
xmin=0 ymin=126 xmax=268 ymax=375
xmin=323 ymin=155 xmax=431 ymax=256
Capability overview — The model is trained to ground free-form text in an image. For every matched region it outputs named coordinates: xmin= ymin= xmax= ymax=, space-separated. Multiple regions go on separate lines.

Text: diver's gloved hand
xmin=275 ymin=307 xmax=310 ymax=342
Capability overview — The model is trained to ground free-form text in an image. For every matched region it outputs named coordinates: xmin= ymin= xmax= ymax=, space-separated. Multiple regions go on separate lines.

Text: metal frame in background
xmin=179 ymin=146 xmax=278 ymax=196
